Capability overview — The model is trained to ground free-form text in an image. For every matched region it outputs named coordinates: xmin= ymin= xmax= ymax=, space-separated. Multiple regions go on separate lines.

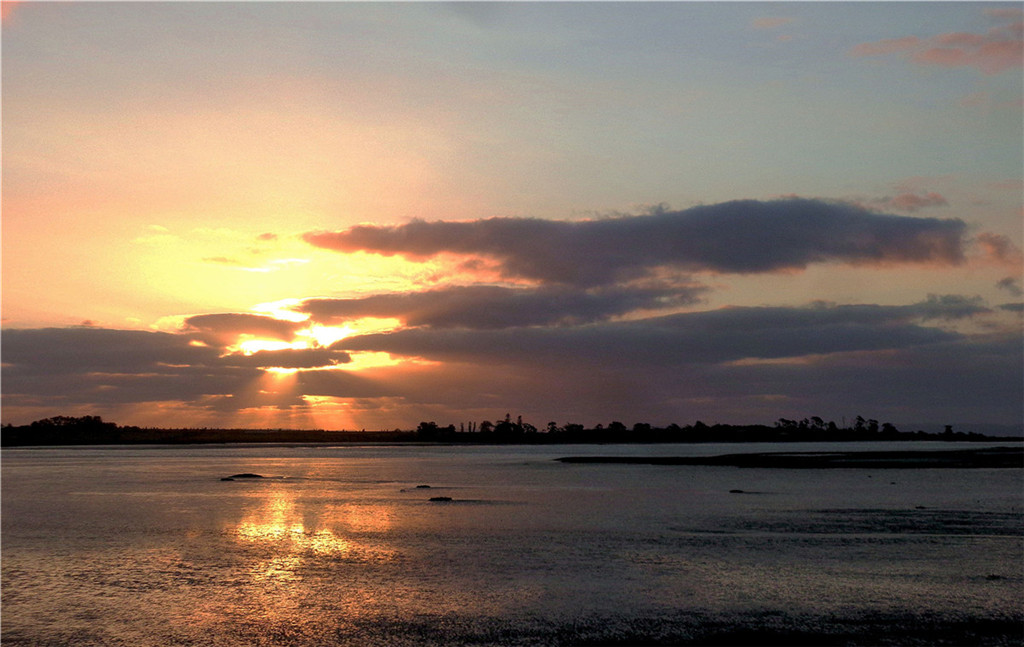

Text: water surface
xmin=3 ymin=442 xmax=1021 ymax=645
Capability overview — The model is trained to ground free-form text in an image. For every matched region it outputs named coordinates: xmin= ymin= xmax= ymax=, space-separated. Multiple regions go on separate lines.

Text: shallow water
xmin=2 ymin=442 xmax=1022 ymax=645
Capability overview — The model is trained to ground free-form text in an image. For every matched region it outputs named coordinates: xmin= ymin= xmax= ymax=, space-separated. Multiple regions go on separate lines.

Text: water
xmin=3 ymin=442 xmax=1022 ymax=645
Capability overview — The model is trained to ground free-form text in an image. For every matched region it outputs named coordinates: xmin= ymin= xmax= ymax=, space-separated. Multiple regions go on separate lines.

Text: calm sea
xmin=2 ymin=442 xmax=1021 ymax=646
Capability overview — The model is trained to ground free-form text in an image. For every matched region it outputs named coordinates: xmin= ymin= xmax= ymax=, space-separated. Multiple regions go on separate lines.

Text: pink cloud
xmin=1 ymin=1 xmax=19 ymax=24
xmin=883 ymin=192 xmax=949 ymax=213
xmin=913 ymin=47 xmax=972 ymax=68
xmin=849 ymin=36 xmax=921 ymax=57
xmin=974 ymin=232 xmax=1024 ymax=265
xmin=987 ymin=178 xmax=1024 ymax=191
xmin=850 ymin=12 xmax=1023 ymax=75
xmin=751 ymin=17 xmax=794 ymax=30
xmin=984 ymin=8 xmax=1024 ymax=22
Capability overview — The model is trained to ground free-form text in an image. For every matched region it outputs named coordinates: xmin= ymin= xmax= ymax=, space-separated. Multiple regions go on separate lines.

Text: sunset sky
xmin=2 ymin=1 xmax=1022 ymax=432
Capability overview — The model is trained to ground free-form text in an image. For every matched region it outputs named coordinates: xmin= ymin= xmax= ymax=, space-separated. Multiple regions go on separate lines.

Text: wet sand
xmin=557 ymin=446 xmax=1023 ymax=469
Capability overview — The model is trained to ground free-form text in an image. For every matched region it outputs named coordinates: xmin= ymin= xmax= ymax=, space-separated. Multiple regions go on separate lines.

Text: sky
xmin=2 ymin=1 xmax=1022 ymax=433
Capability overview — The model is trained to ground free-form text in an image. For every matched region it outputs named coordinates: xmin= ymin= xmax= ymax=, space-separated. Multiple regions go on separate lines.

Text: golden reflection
xmin=233 ymin=490 xmax=351 ymax=555
xmin=249 ymin=555 xmax=304 ymax=583
xmin=230 ymin=487 xmax=396 ymax=565
xmin=324 ymin=502 xmax=394 ymax=533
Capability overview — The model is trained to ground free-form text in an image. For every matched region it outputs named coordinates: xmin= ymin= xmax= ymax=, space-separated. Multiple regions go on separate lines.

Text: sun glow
xmin=251 ymin=298 xmax=310 ymax=323
xmin=299 ymin=324 xmax=353 ymax=347
xmin=227 ymin=323 xmax=351 ymax=357
xmin=265 ymin=366 xmax=301 ymax=375
xmin=235 ymin=337 xmax=306 ymax=355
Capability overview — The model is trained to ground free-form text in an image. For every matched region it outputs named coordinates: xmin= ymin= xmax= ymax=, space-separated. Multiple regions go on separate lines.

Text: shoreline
xmin=556 ymin=446 xmax=1024 ymax=469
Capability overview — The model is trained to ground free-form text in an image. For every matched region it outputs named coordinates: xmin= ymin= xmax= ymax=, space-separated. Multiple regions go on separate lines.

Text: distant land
xmin=1 ymin=415 xmax=1021 ymax=447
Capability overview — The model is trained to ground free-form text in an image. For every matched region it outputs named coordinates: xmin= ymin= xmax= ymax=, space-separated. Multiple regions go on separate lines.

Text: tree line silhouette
xmin=0 ymin=414 xmax=1004 ymax=447
xmin=413 ymin=414 xmax=991 ymax=443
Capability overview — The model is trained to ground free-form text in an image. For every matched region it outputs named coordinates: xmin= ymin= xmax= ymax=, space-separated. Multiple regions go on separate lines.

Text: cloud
xmin=751 ymin=17 xmax=794 ymax=30
xmin=1 ymin=2 xmax=20 ymax=23
xmin=872 ymin=191 xmax=948 ymax=213
xmin=0 ymin=327 xmax=361 ymax=413
xmin=182 ymin=313 xmax=307 ymax=348
xmin=305 ymin=198 xmax=970 ymax=287
xmin=985 ymin=8 xmax=1023 ymax=21
xmin=974 ymin=232 xmax=1024 ymax=265
xmin=996 ymin=276 xmax=1024 ymax=297
xmin=850 ymin=36 xmax=921 ymax=57
xmin=690 ymin=333 xmax=1022 ymax=426
xmin=850 ymin=12 xmax=1023 ymax=75
xmin=3 ymin=292 xmax=1016 ymax=428
xmin=202 ymin=256 xmax=252 ymax=267
xmin=220 ymin=348 xmax=351 ymax=369
xmin=297 ymin=284 xmax=707 ymax=330
xmin=333 ymin=298 xmax=980 ymax=368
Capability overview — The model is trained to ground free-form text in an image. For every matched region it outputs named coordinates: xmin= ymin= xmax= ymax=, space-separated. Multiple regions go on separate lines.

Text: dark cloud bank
xmin=297 ymin=284 xmax=707 ymax=329
xmin=3 ymin=298 xmax=1020 ymax=428
xmin=3 ymin=199 xmax=1020 ymax=429
xmin=304 ymin=198 xmax=969 ymax=286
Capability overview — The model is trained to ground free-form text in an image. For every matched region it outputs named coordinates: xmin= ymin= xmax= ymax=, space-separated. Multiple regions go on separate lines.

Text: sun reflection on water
xmin=233 ymin=490 xmax=353 ymax=557
xmin=219 ymin=483 xmax=404 ymax=634
xmin=230 ymin=487 xmax=397 ymax=569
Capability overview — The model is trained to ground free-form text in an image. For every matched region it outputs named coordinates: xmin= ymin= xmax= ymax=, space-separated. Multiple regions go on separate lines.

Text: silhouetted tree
xmin=494 ymin=417 xmax=522 ymax=436
xmin=416 ymin=421 xmax=439 ymax=439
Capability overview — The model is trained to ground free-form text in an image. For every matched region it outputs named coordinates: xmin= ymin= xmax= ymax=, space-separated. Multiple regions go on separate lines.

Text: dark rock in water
xmin=221 ymin=473 xmax=264 ymax=481
xmin=415 ymin=485 xmax=432 ymax=489
xmin=429 ymin=496 xmax=453 ymax=502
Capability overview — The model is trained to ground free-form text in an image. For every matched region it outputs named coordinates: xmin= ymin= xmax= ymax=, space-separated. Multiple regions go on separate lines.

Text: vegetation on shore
xmin=0 ymin=414 xmax=1016 ymax=447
